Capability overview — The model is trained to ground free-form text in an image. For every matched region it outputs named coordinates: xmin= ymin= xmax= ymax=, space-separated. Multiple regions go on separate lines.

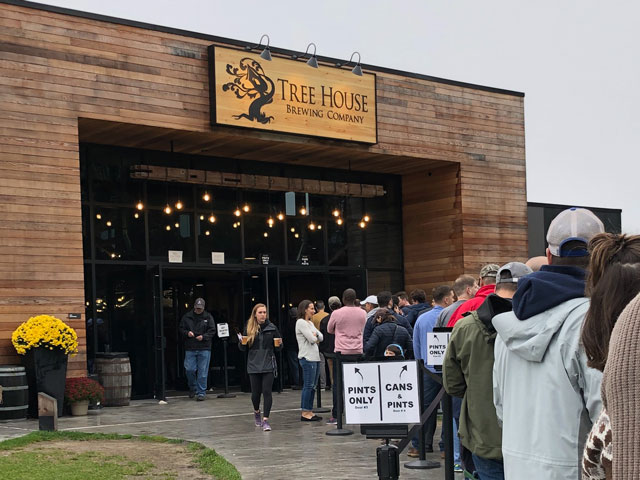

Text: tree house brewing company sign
xmin=208 ymin=46 xmax=377 ymax=143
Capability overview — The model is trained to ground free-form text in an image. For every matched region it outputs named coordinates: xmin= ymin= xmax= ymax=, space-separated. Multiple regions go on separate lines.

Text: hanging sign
xmin=342 ymin=360 xmax=420 ymax=424
xmin=209 ymin=46 xmax=377 ymax=143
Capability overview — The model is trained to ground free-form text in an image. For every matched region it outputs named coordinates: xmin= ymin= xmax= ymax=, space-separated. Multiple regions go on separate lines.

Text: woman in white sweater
xmin=296 ymin=299 xmax=323 ymax=421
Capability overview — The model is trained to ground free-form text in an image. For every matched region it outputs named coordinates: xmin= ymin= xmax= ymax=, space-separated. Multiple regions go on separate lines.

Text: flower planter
xmin=22 ymin=348 xmax=68 ymax=418
xmin=70 ymin=400 xmax=89 ymax=416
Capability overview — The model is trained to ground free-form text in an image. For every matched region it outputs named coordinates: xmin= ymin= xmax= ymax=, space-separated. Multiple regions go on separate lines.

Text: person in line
xmin=361 ymin=295 xmax=379 ymax=319
xmin=319 ymin=296 xmax=341 ymax=390
xmin=238 ymin=303 xmax=283 ymax=432
xmin=492 ymin=207 xmax=605 ymax=479
xmin=443 ymin=262 xmax=533 ymax=480
xmin=282 ymin=307 xmax=302 ymax=390
xmin=402 ymin=289 xmax=431 ymax=326
xmin=178 ymin=297 xmax=216 ymax=401
xmin=363 ymin=291 xmax=413 ymax=345
xmin=579 ymin=234 xmax=640 ymax=479
xmin=326 ymin=288 xmax=367 ymax=425
xmin=394 ymin=291 xmax=410 ymax=311
xmin=436 ymin=275 xmax=479 ymax=327
xmin=312 ymin=300 xmax=330 ymax=390
xmin=409 ymin=285 xmax=455 ymax=458
xmin=384 ymin=344 xmax=405 ymax=359
xmin=296 ymin=299 xmax=323 ymax=421
xmin=364 ymin=308 xmax=411 ymax=358
xmin=447 ymin=264 xmax=500 ymax=327
xmin=525 ymin=255 xmax=548 ymax=272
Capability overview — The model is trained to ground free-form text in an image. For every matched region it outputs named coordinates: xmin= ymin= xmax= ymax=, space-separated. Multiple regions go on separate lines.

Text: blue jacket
xmin=402 ymin=303 xmax=432 ymax=327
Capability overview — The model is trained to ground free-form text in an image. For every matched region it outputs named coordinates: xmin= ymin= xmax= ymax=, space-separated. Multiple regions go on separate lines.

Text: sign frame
xmin=208 ymin=45 xmax=378 ymax=144
xmin=427 ymin=326 xmax=453 ymax=369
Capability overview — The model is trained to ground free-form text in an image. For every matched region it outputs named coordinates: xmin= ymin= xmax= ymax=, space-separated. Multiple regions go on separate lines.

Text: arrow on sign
xmin=434 ymin=334 xmax=441 ymax=342
xmin=354 ymin=367 xmax=363 ymax=380
xmin=399 ymin=365 xmax=408 ymax=378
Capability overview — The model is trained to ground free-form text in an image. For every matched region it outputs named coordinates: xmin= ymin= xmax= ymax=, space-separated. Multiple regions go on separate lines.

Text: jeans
xmin=184 ymin=349 xmax=211 ymax=396
xmin=299 ymin=357 xmax=319 ymax=411
xmin=471 ymin=454 xmax=504 ymax=480
xmin=452 ymin=396 xmax=462 ymax=464
xmin=412 ymin=372 xmax=442 ymax=449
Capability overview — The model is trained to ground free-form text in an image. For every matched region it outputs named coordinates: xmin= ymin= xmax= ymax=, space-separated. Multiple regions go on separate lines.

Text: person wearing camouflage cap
xmin=446 ymin=263 xmax=500 ymax=327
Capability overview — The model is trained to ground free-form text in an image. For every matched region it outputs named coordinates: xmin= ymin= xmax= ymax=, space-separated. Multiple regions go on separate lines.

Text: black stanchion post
xmin=442 ymin=391 xmax=454 ymax=480
xmin=313 ymin=374 xmax=330 ymax=413
xmin=217 ymin=339 xmax=236 ymax=398
xmin=326 ymin=352 xmax=353 ymax=436
xmin=405 ymin=360 xmax=440 ymax=470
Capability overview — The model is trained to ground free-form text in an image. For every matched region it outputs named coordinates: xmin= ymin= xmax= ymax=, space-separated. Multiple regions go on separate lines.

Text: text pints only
xmin=277 ymin=79 xmax=368 ymax=112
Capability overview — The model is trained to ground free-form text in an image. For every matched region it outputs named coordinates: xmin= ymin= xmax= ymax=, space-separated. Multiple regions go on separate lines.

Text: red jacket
xmin=447 ymin=284 xmax=496 ymax=327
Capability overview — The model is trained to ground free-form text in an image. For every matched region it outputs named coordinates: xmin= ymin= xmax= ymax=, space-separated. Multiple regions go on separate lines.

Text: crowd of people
xmin=182 ymin=206 xmax=639 ymax=479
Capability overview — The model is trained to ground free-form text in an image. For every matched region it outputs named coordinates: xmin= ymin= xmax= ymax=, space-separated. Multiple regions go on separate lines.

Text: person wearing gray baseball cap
xmin=492 ymin=207 xmax=605 ymax=479
xmin=443 ymin=262 xmax=532 ymax=478
xmin=179 ymin=297 xmax=216 ymax=400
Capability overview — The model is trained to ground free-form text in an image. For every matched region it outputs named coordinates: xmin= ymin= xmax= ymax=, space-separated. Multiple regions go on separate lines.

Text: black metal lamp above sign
xmin=292 ymin=42 xmax=318 ymax=68
xmin=336 ymin=51 xmax=363 ymax=76
xmin=245 ymin=34 xmax=272 ymax=61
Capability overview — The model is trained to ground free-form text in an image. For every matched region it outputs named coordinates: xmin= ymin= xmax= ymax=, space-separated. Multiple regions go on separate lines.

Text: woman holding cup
xmin=238 ymin=303 xmax=283 ymax=431
xmin=296 ymin=299 xmax=323 ymax=421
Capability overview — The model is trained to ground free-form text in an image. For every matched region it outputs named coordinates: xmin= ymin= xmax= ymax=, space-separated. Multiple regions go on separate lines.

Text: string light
xmin=267 ymin=217 xmax=274 ymax=227
xmin=242 ymin=204 xmax=250 ymax=213
xmin=234 ymin=208 xmax=242 ymax=217
xmin=175 ymin=200 xmax=183 ymax=210
xmin=233 ymin=222 xmax=239 ymax=229
xmin=332 ymin=209 xmax=340 ymax=217
xmin=294 ymin=233 xmax=300 ymax=238
xmin=165 ymin=225 xmax=171 ymax=231
xmin=263 ymin=232 xmax=269 ymax=238
xmin=164 ymin=204 xmax=172 ymax=215
xmin=134 ymin=213 xmax=139 ymax=219
xmin=203 ymin=192 xmax=211 ymax=202
xmin=359 ymin=221 xmax=366 ymax=228
xmin=277 ymin=213 xmax=285 ymax=221
xmin=363 ymin=214 xmax=370 ymax=222
xmin=208 ymin=214 xmax=216 ymax=223
xmin=299 ymin=207 xmax=307 ymax=216
xmin=136 ymin=201 xmax=144 ymax=211
xmin=205 ymin=230 xmax=210 ymax=236
xmin=317 ymin=224 xmax=322 ymax=230
xmin=309 ymin=222 xmax=316 ymax=231
xmin=290 ymin=227 xmax=296 ymax=233
xmin=106 ymin=221 xmax=112 ymax=227
xmin=199 ymin=215 xmax=205 ymax=221
xmin=96 ymin=213 xmax=102 ymax=220
xmin=337 ymin=218 xmax=344 ymax=225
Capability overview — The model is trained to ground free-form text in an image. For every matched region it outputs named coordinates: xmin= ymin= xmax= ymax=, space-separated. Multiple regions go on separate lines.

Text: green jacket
xmin=442 ymin=294 xmax=512 ymax=460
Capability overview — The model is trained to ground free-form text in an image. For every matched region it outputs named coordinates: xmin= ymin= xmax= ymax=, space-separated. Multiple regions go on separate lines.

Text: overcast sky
xmin=40 ymin=0 xmax=639 ymax=232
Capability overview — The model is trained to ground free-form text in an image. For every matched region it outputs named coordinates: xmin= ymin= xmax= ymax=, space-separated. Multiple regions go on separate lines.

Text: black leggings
xmin=249 ymin=372 xmax=275 ymax=418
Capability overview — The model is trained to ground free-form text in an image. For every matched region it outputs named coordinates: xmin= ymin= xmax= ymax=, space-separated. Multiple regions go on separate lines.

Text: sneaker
xmin=262 ymin=419 xmax=271 ymax=431
xmin=188 ymin=390 xmax=196 ymax=399
xmin=326 ymin=417 xmax=338 ymax=425
xmin=254 ymin=411 xmax=262 ymax=427
xmin=454 ymin=464 xmax=463 ymax=473
xmin=407 ymin=447 xmax=419 ymax=458
xmin=196 ymin=395 xmax=205 ymax=401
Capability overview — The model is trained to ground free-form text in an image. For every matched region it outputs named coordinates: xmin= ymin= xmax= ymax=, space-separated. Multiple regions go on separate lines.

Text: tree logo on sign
xmin=222 ymin=58 xmax=275 ymax=125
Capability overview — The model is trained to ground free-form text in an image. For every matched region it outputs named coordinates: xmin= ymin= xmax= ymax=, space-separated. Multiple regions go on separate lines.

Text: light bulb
xmin=175 ymin=200 xmax=183 ymax=210
xmin=267 ymin=217 xmax=274 ymax=227
xmin=233 ymin=222 xmax=238 ymax=229
xmin=309 ymin=223 xmax=316 ymax=231
xmin=363 ymin=215 xmax=370 ymax=222
xmin=290 ymin=227 xmax=295 ymax=233
xmin=96 ymin=213 xmax=102 ymax=220
xmin=242 ymin=204 xmax=250 ymax=213
xmin=332 ymin=209 xmax=340 ymax=217
xmin=294 ymin=233 xmax=300 ymax=238
xmin=110 ymin=253 xmax=116 ymax=258
xmin=165 ymin=225 xmax=171 ymax=231
xmin=203 ymin=192 xmax=211 ymax=202
xmin=317 ymin=224 xmax=322 ymax=230
xmin=359 ymin=221 xmax=366 ymax=228
xmin=164 ymin=205 xmax=172 ymax=215
xmin=277 ymin=213 xmax=284 ymax=221
xmin=208 ymin=214 xmax=216 ymax=223
xmin=134 ymin=212 xmax=139 ymax=219
xmin=106 ymin=221 xmax=112 ymax=227
xmin=205 ymin=230 xmax=210 ymax=236
xmin=234 ymin=208 xmax=241 ymax=217
xmin=174 ymin=222 xmax=179 ymax=228
xmin=199 ymin=215 xmax=205 ymax=221
xmin=136 ymin=201 xmax=144 ymax=211
xmin=337 ymin=218 xmax=343 ymax=225
xmin=263 ymin=232 xmax=269 ymax=238
xmin=300 ymin=207 xmax=307 ymax=216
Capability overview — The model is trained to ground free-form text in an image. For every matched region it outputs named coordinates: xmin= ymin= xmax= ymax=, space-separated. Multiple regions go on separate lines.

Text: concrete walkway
xmin=0 ymin=389 xmax=458 ymax=479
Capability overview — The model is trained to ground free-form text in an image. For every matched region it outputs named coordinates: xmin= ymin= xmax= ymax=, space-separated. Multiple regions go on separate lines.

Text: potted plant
xmin=65 ymin=377 xmax=104 ymax=416
xmin=12 ymin=315 xmax=78 ymax=417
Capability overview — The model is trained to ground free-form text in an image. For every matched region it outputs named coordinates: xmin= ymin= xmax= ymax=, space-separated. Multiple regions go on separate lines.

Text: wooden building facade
xmin=0 ymin=1 xmax=527 ymax=385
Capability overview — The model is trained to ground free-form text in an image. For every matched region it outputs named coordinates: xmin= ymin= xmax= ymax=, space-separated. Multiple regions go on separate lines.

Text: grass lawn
xmin=0 ymin=431 xmax=242 ymax=479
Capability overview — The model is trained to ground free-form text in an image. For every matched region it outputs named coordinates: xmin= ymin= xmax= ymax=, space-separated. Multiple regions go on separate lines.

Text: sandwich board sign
xmin=342 ymin=360 xmax=420 ymax=424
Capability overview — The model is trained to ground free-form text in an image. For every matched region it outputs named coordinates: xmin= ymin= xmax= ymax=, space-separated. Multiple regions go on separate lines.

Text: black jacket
xmin=402 ymin=303 xmax=432 ymax=326
xmin=179 ymin=310 xmax=216 ymax=350
xmin=364 ymin=319 xmax=412 ymax=358
xmin=238 ymin=320 xmax=283 ymax=374
xmin=319 ymin=312 xmax=336 ymax=355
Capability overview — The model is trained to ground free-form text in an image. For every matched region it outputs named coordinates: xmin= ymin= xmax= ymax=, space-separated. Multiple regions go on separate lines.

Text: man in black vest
xmin=179 ymin=298 xmax=216 ymax=400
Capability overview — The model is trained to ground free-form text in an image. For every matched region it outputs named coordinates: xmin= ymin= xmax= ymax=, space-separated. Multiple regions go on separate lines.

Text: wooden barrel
xmin=0 ymin=365 xmax=28 ymax=420
xmin=95 ymin=353 xmax=132 ymax=407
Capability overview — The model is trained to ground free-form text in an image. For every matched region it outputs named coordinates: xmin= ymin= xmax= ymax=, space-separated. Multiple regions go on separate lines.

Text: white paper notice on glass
xmin=217 ymin=323 xmax=229 ymax=338
xmin=211 ymin=252 xmax=225 ymax=264
xmin=168 ymin=250 xmax=183 ymax=263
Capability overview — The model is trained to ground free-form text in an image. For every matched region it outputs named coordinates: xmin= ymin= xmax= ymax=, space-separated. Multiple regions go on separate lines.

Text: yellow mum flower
xmin=12 ymin=315 xmax=79 ymax=356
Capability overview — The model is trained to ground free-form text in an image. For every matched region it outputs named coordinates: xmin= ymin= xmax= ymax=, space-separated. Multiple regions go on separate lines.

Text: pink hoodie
xmin=327 ymin=306 xmax=367 ymax=354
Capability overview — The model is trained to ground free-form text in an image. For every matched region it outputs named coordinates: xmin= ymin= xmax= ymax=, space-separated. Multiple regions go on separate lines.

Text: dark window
xmin=148 ymin=210 xmax=195 ymax=262
xmin=93 ymin=206 xmax=146 ymax=261
xmin=197 ymin=213 xmax=242 ymax=264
